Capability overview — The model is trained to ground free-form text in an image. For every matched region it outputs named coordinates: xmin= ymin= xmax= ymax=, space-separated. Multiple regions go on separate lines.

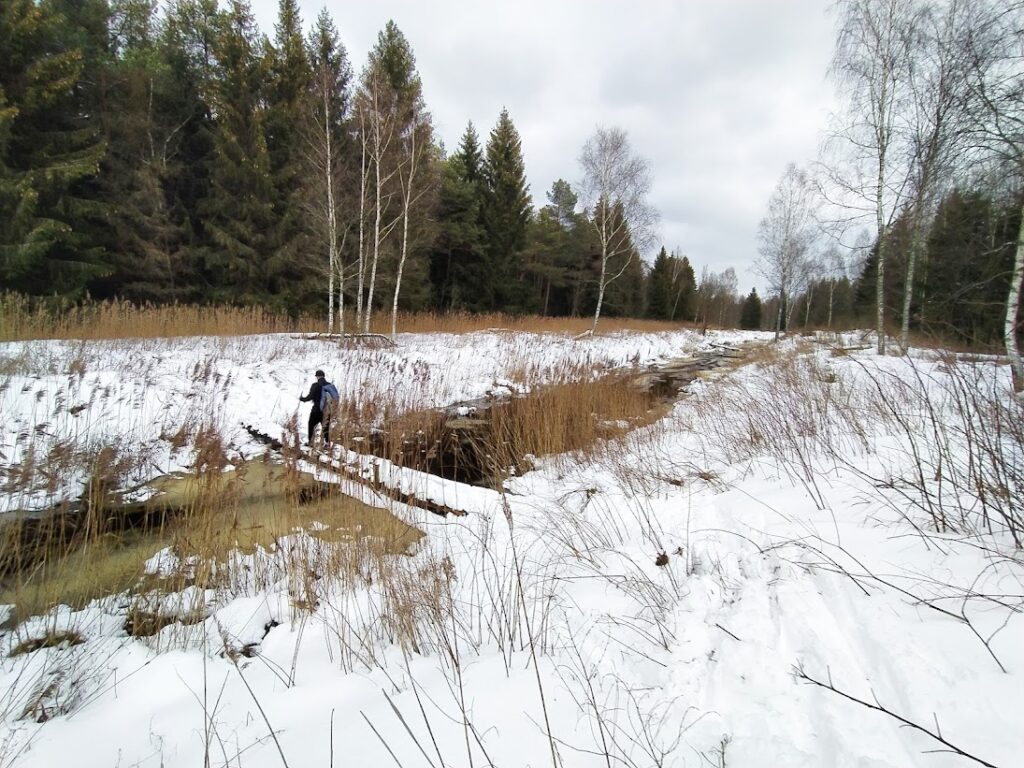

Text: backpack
xmin=319 ymin=381 xmax=339 ymax=417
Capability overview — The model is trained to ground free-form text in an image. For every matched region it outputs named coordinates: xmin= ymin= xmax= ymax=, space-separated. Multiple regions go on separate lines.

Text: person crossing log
xmin=300 ymin=369 xmax=339 ymax=448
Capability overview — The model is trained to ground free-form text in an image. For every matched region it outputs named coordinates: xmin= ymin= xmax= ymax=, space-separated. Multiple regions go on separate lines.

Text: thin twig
xmin=795 ymin=665 xmax=1002 ymax=768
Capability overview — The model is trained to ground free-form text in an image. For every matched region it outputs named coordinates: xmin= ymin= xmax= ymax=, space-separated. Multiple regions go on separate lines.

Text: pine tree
xmin=521 ymin=178 xmax=585 ymax=315
xmin=740 ymin=288 xmax=763 ymax=329
xmin=481 ymin=108 xmax=531 ymax=312
xmin=0 ymin=0 xmax=108 ymax=296
xmin=547 ymin=179 xmax=577 ymax=229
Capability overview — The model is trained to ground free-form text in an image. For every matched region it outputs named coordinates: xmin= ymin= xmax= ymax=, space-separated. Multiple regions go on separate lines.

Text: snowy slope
xmin=0 ymin=331 xmax=1021 ymax=768
xmin=0 ymin=328 xmax=741 ymax=513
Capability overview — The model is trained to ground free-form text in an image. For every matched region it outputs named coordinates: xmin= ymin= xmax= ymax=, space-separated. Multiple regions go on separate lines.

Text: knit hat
xmin=315 ymin=369 xmax=325 ymax=378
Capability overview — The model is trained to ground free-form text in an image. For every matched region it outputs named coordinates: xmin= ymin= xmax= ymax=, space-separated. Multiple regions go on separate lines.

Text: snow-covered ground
xmin=0 ymin=328 xmax=741 ymax=513
xmin=1 ymin=329 xmax=1022 ymax=767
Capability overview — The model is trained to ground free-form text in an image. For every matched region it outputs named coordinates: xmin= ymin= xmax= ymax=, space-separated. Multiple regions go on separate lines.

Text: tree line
xmin=0 ymin=0 xmax=718 ymax=331
xmin=754 ymin=0 xmax=1024 ymax=389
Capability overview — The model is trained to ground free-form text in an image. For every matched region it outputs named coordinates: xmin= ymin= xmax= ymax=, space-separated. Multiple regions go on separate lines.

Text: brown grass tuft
xmin=9 ymin=630 xmax=85 ymax=657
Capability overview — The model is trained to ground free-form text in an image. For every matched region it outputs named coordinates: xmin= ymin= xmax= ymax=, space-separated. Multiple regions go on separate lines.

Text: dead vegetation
xmin=0 ymin=294 xmax=691 ymax=342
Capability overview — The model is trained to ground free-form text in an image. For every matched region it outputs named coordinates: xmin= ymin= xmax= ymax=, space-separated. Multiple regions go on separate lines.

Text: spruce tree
xmin=430 ymin=132 xmax=486 ymax=310
xmin=429 ymin=122 xmax=486 ymax=310
xmin=264 ymin=0 xmax=312 ymax=309
xmin=0 ymin=0 xmax=108 ymax=296
xmin=200 ymin=0 xmax=275 ymax=304
xmin=456 ymin=121 xmax=484 ymax=187
xmin=159 ymin=0 xmax=221 ymax=301
xmin=740 ymin=288 xmax=763 ymax=330
xmin=87 ymin=0 xmax=200 ymax=302
xmin=668 ymin=254 xmax=696 ymax=321
xmin=925 ymin=188 xmax=1019 ymax=346
xmin=481 ymin=108 xmax=531 ymax=312
xmin=647 ymin=247 xmax=672 ymax=319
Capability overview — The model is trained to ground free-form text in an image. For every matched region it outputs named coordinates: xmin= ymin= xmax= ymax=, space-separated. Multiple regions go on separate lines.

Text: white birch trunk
xmin=899 ymin=227 xmax=922 ymax=352
xmin=327 ymin=248 xmax=335 ymax=332
xmin=391 ymin=116 xmax=419 ymax=339
xmin=363 ymin=84 xmax=383 ymax=335
xmin=592 ymin=250 xmax=607 ymax=332
xmin=392 ymin=204 xmax=410 ymax=338
xmin=356 ymin=110 xmax=368 ymax=331
xmin=592 ymin=201 xmax=609 ymax=333
xmin=775 ymin=290 xmax=785 ymax=342
xmin=875 ymin=166 xmax=887 ymax=355
xmin=324 ymin=84 xmax=338 ymax=334
xmin=827 ymin=279 xmax=835 ymax=330
xmin=365 ymin=150 xmax=382 ymax=333
xmin=1006 ymin=201 xmax=1024 ymax=392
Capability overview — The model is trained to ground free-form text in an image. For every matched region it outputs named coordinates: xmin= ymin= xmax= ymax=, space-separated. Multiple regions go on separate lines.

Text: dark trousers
xmin=308 ymin=408 xmax=330 ymax=444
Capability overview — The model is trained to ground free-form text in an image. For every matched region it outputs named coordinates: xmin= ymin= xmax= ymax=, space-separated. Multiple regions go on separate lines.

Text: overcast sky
xmin=250 ymin=0 xmax=839 ymax=292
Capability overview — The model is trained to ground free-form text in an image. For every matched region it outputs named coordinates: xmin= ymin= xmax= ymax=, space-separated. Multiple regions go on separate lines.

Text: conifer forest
xmin=0 ymin=0 xmax=1022 ymax=355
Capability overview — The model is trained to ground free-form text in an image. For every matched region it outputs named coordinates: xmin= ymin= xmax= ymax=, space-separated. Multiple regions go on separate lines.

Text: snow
xmin=1 ymin=329 xmax=1021 ymax=767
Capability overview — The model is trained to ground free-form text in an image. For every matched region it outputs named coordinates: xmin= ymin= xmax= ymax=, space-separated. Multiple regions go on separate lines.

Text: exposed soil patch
xmin=8 ymin=630 xmax=85 ymax=657
xmin=124 ymin=608 xmax=205 ymax=638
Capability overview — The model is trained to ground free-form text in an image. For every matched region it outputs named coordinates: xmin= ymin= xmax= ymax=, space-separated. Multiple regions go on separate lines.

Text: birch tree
xmin=577 ymin=126 xmax=658 ymax=333
xmin=303 ymin=9 xmax=351 ymax=333
xmin=755 ymin=164 xmax=817 ymax=341
xmin=391 ymin=102 xmax=434 ymax=337
xmin=354 ymin=65 xmax=400 ymax=333
xmin=826 ymin=0 xmax=920 ymax=354
xmin=967 ymin=1 xmax=1024 ymax=391
xmin=897 ymin=0 xmax=975 ymax=349
xmin=354 ymin=21 xmax=424 ymax=335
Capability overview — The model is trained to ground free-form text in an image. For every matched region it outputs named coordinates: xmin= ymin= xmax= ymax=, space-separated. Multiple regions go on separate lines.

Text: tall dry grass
xmin=0 ymin=294 xmax=318 ymax=341
xmin=685 ymin=343 xmax=1024 ymax=541
xmin=1 ymin=293 xmax=690 ymax=342
xmin=382 ymin=311 xmax=690 ymax=336
xmin=482 ymin=374 xmax=662 ymax=475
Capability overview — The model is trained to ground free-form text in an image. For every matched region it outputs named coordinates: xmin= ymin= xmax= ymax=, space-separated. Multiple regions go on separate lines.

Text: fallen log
xmin=241 ymin=423 xmax=468 ymax=517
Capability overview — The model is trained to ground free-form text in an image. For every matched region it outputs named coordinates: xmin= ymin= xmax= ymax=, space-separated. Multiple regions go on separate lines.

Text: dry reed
xmin=0 ymin=295 xmax=318 ymax=341
xmin=482 ymin=375 xmax=662 ymax=477
xmin=1 ymin=294 xmax=690 ymax=342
